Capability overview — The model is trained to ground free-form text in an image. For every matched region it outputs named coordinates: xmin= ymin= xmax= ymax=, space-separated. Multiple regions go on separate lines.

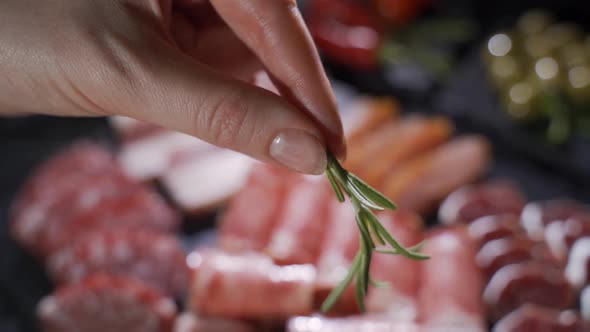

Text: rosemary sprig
xmin=320 ymin=153 xmax=429 ymax=313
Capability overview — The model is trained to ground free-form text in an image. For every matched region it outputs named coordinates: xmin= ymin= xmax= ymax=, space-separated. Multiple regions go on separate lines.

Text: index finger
xmin=210 ymin=0 xmax=346 ymax=159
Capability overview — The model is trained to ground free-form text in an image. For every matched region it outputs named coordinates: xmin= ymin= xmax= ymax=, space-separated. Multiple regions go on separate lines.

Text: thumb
xmin=117 ymin=41 xmax=328 ymax=175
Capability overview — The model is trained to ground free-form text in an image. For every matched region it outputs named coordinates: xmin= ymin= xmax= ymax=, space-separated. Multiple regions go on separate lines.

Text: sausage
xmin=37 ymin=274 xmax=177 ymax=332
xmin=352 ymin=116 xmax=453 ymax=187
xmin=219 ymin=163 xmax=300 ymax=252
xmin=366 ymin=210 xmax=423 ymax=319
xmin=483 ymin=261 xmax=575 ymax=320
xmin=342 ymin=97 xmax=399 ymax=143
xmin=467 ymin=214 xmax=522 ymax=248
xmin=564 ymin=237 xmax=590 ymax=290
xmin=173 ymin=313 xmax=254 ymax=332
xmin=417 ymin=227 xmax=486 ymax=330
xmin=265 ymin=177 xmax=332 ymax=265
xmin=187 ymin=249 xmax=316 ymax=319
xmin=545 ymin=213 xmax=590 ymax=262
xmin=287 ymin=315 xmax=420 ymax=332
xmin=493 ymin=304 xmax=587 ymax=332
xmin=439 ymin=181 xmax=525 ymax=225
xmin=476 ymin=236 xmax=556 ymax=280
xmin=383 ymin=136 xmax=491 ymax=214
xmin=521 ymin=199 xmax=589 ymax=241
xmin=46 ymin=229 xmax=189 ymax=298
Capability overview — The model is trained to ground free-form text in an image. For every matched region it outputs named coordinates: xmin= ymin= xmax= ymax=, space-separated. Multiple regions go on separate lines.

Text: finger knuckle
xmin=201 ymin=89 xmax=255 ymax=148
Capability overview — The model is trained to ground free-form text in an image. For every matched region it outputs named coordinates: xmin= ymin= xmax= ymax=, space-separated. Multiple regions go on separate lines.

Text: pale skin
xmin=0 ymin=0 xmax=346 ymax=175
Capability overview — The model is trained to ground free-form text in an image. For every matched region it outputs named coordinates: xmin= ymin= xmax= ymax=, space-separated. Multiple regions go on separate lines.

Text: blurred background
xmin=3 ymin=0 xmax=590 ymax=331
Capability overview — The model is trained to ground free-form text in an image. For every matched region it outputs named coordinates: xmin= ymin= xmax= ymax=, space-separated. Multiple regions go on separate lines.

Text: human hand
xmin=0 ymin=0 xmax=345 ymax=174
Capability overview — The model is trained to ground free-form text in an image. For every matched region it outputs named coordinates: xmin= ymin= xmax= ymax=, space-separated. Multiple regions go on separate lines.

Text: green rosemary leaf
xmin=361 ymin=245 xmax=372 ymax=293
xmin=321 ymin=253 xmax=361 ymax=313
xmin=355 ymin=277 xmax=367 ymax=313
xmin=369 ymin=278 xmax=390 ymax=289
xmin=348 ymin=174 xmax=397 ymax=210
xmin=326 ymin=169 xmax=345 ymax=202
xmin=348 ymin=183 xmax=385 ymax=211
xmin=355 ymin=213 xmax=375 ymax=249
xmin=359 ymin=207 xmax=385 ymax=245
xmin=373 ymin=220 xmax=430 ymax=260
xmin=407 ymin=241 xmax=426 ymax=253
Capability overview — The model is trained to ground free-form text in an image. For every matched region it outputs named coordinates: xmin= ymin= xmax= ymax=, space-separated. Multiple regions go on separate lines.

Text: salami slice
xmin=417 ymin=227 xmax=485 ymax=331
xmin=565 ymin=237 xmax=590 ymax=290
xmin=581 ymin=286 xmax=590 ymax=321
xmin=439 ymin=181 xmax=525 ymax=225
xmin=467 ymin=214 xmax=522 ymax=248
xmin=366 ymin=210 xmax=423 ymax=319
xmin=545 ymin=214 xmax=590 ymax=262
xmin=40 ymin=187 xmax=180 ymax=255
xmin=187 ymin=249 xmax=316 ymax=319
xmin=266 ymin=176 xmax=332 ymax=265
xmin=484 ymin=261 xmax=575 ymax=320
xmin=493 ymin=304 xmax=587 ymax=332
xmin=521 ymin=199 xmax=589 ymax=241
xmin=46 ymin=229 xmax=189 ymax=298
xmin=287 ymin=315 xmax=420 ymax=332
xmin=173 ymin=312 xmax=254 ymax=332
xmin=219 ymin=163 xmax=300 ymax=252
xmin=37 ymin=274 xmax=177 ymax=332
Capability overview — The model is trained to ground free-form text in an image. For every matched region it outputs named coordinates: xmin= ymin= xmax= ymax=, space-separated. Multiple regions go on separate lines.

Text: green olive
xmin=516 ymin=9 xmax=554 ymax=36
xmin=501 ymin=80 xmax=540 ymax=121
xmin=483 ymin=32 xmax=517 ymax=65
xmin=559 ymin=43 xmax=588 ymax=69
xmin=544 ymin=23 xmax=582 ymax=49
xmin=565 ymin=63 xmax=590 ymax=105
xmin=488 ymin=54 xmax=523 ymax=88
xmin=528 ymin=56 xmax=562 ymax=91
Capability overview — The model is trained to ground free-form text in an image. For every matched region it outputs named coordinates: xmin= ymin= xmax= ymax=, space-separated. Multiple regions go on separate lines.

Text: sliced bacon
xmin=187 ymin=249 xmax=316 ymax=319
xmin=366 ymin=210 xmax=423 ymax=319
xmin=417 ymin=227 xmax=485 ymax=331
xmin=565 ymin=237 xmax=590 ymax=290
xmin=173 ymin=312 xmax=254 ymax=332
xmin=218 ymin=164 xmax=300 ymax=252
xmin=382 ymin=136 xmax=491 ymax=214
xmin=438 ymin=181 xmax=526 ymax=225
xmin=359 ymin=116 xmax=453 ymax=187
xmin=467 ymin=214 xmax=522 ymax=248
xmin=484 ymin=261 xmax=575 ymax=320
xmin=46 ymin=229 xmax=189 ymax=298
xmin=521 ymin=199 xmax=589 ymax=241
xmin=342 ymin=97 xmax=399 ymax=143
xmin=287 ymin=315 xmax=420 ymax=332
xmin=37 ymin=274 xmax=177 ymax=332
xmin=161 ymin=150 xmax=255 ymax=214
xmin=493 ymin=304 xmax=587 ymax=332
xmin=265 ymin=177 xmax=332 ymax=265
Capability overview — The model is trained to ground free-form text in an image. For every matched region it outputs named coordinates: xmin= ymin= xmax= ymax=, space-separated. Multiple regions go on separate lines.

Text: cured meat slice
xmin=493 ymin=304 xmax=587 ymax=332
xmin=545 ymin=214 xmax=590 ymax=262
xmin=521 ymin=199 xmax=589 ymax=241
xmin=476 ymin=236 xmax=557 ymax=279
xmin=383 ymin=136 xmax=491 ymax=214
xmin=439 ymin=181 xmax=525 ymax=225
xmin=118 ymin=131 xmax=214 ymax=181
xmin=484 ymin=261 xmax=575 ymax=320
xmin=40 ymin=187 xmax=180 ymax=255
xmin=582 ymin=286 xmax=590 ymax=321
xmin=287 ymin=315 xmax=420 ymax=332
xmin=417 ymin=227 xmax=485 ymax=331
xmin=342 ymin=97 xmax=399 ymax=143
xmin=187 ymin=249 xmax=316 ymax=319
xmin=219 ymin=163 xmax=300 ymax=252
xmin=565 ymin=237 xmax=590 ymax=290
xmin=162 ymin=150 xmax=255 ymax=214
xmin=173 ymin=313 xmax=254 ymax=332
xmin=468 ymin=214 xmax=522 ymax=248
xmin=359 ymin=116 xmax=452 ymax=187
xmin=266 ymin=177 xmax=332 ymax=265
xmin=366 ymin=210 xmax=423 ymax=319
xmin=314 ymin=198 xmax=358 ymax=314
xmin=37 ymin=274 xmax=177 ymax=332
xmin=46 ymin=229 xmax=189 ymax=298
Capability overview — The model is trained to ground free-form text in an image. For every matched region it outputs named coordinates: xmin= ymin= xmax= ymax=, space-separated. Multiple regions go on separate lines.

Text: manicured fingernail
xmin=270 ymin=129 xmax=327 ymax=175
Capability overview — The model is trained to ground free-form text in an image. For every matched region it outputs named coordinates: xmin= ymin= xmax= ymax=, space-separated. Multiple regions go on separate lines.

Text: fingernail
xmin=270 ymin=129 xmax=327 ymax=175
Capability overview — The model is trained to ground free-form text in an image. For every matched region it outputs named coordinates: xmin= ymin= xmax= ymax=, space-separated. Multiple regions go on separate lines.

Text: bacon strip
xmin=417 ymin=227 xmax=485 ymax=331
xmin=265 ymin=177 xmax=332 ymax=265
xmin=219 ymin=164 xmax=300 ymax=252
xmin=187 ymin=250 xmax=316 ymax=319
xmin=366 ymin=210 xmax=423 ymax=320
xmin=382 ymin=136 xmax=490 ymax=214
